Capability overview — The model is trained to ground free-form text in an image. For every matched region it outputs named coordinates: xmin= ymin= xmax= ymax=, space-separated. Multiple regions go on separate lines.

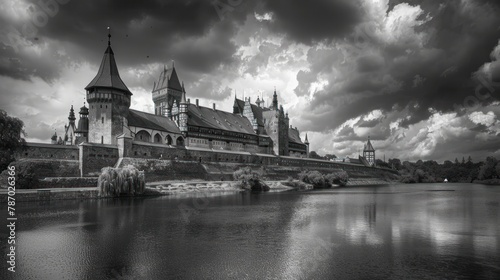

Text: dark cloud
xmin=300 ymin=0 xmax=500 ymax=132
xmin=258 ymin=0 xmax=363 ymax=45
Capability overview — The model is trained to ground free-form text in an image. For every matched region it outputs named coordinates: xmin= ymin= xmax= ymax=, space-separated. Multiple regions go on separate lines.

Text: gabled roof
xmin=85 ymin=46 xmax=132 ymax=95
xmin=187 ymin=104 xmax=259 ymax=135
xmin=128 ymin=109 xmax=181 ymax=134
xmin=364 ymin=138 xmax=375 ymax=152
xmin=234 ymin=98 xmax=268 ymax=126
xmin=152 ymin=64 xmax=183 ymax=92
xmin=233 ymin=98 xmax=245 ymax=113
xmin=288 ymin=128 xmax=305 ymax=145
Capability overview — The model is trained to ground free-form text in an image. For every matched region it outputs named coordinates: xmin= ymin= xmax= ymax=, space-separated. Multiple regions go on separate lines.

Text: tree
xmin=324 ymin=154 xmax=337 ymax=160
xmin=478 ymin=157 xmax=498 ymax=180
xmin=0 ymin=110 xmax=26 ymax=171
xmin=309 ymin=151 xmax=322 ymax=159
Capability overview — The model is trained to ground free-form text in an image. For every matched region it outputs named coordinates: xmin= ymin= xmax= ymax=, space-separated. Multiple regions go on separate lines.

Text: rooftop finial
xmin=172 ymin=59 xmax=175 ymax=68
xmin=107 ymin=27 xmax=111 ymax=46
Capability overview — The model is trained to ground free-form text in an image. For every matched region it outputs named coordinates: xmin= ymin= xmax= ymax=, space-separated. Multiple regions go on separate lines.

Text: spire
xmin=272 ymin=87 xmax=278 ymax=110
xmin=182 ymin=81 xmax=186 ymax=93
xmin=180 ymin=89 xmax=187 ymax=104
xmin=364 ymin=136 xmax=375 ymax=152
xmin=68 ymin=105 xmax=76 ymax=122
xmin=107 ymin=26 xmax=111 ymax=46
xmin=305 ymin=133 xmax=309 ymax=144
xmin=85 ymin=27 xmax=132 ymax=95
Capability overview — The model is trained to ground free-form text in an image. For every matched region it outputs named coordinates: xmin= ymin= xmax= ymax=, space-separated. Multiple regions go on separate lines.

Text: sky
xmin=0 ymin=0 xmax=499 ymax=163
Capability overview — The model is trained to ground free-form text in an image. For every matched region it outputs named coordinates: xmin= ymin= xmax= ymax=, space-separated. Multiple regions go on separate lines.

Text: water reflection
xmin=1 ymin=183 xmax=499 ymax=279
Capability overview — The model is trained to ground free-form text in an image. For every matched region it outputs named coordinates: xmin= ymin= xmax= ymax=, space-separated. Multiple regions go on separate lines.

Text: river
xmin=2 ymin=183 xmax=500 ymax=279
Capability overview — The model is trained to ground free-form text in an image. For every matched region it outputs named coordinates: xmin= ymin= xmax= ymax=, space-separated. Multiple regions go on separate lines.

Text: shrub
xmin=325 ymin=170 xmax=349 ymax=187
xmin=98 ymin=165 xmax=145 ymax=197
xmin=233 ymin=167 xmax=269 ymax=191
xmin=299 ymin=170 xmax=349 ymax=188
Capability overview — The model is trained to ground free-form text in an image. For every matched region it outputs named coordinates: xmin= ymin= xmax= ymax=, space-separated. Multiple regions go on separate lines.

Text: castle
xmin=46 ymin=30 xmax=377 ymax=172
xmin=54 ymin=30 xmax=310 ymax=158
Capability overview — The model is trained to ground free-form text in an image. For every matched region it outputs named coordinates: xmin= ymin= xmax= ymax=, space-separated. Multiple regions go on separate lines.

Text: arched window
xmin=154 ymin=133 xmax=162 ymax=143
xmin=166 ymin=135 xmax=173 ymax=145
xmin=135 ymin=130 xmax=151 ymax=142
xmin=176 ymin=136 xmax=184 ymax=146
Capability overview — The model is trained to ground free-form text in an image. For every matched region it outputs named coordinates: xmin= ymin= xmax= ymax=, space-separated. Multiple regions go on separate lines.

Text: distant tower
xmin=51 ymin=131 xmax=58 ymax=144
xmin=64 ymin=105 xmax=76 ymax=145
xmin=363 ymin=136 xmax=376 ymax=166
xmin=85 ymin=27 xmax=132 ymax=145
xmin=75 ymin=102 xmax=89 ymax=143
xmin=304 ymin=133 xmax=309 ymax=157
xmin=256 ymin=96 xmax=262 ymax=108
xmin=272 ymin=88 xmax=278 ymax=110
xmin=152 ymin=61 xmax=183 ymax=118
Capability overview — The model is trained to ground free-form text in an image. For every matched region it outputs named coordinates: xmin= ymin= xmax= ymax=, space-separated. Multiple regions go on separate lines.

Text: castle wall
xmin=79 ymin=143 xmax=119 ymax=176
xmin=16 ymin=143 xmax=79 ymax=160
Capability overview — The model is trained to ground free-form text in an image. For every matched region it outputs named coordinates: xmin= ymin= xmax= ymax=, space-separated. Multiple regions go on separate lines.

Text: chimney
xmin=188 ymin=98 xmax=190 ymax=104
xmin=213 ymin=103 xmax=216 ymax=110
xmin=196 ymin=99 xmax=199 ymax=106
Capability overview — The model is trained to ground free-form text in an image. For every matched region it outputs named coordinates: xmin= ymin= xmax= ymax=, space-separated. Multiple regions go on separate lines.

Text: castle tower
xmin=178 ymin=90 xmax=188 ymax=135
xmin=152 ymin=61 xmax=183 ymax=118
xmin=272 ymin=88 xmax=278 ymax=110
xmin=64 ymin=105 xmax=76 ymax=145
xmin=75 ymin=102 xmax=89 ymax=144
xmin=363 ymin=136 xmax=376 ymax=166
xmin=304 ymin=133 xmax=309 ymax=157
xmin=51 ymin=131 xmax=57 ymax=144
xmin=85 ymin=28 xmax=132 ymax=145
xmin=256 ymin=96 xmax=262 ymax=108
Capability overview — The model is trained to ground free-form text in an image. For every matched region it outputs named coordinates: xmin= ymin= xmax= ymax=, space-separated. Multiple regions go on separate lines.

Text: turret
xmin=75 ymin=102 xmax=89 ymax=143
xmin=272 ymin=88 xmax=278 ymax=110
xmin=51 ymin=131 xmax=57 ymax=144
xmin=363 ymin=136 xmax=376 ymax=166
xmin=179 ymin=90 xmax=188 ymax=135
xmin=304 ymin=133 xmax=309 ymax=157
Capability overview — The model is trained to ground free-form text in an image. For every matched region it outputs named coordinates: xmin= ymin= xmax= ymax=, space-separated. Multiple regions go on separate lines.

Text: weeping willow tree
xmin=98 ymin=165 xmax=145 ymax=197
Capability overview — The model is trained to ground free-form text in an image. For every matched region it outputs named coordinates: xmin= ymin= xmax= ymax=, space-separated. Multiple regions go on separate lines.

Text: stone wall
xmin=15 ymin=143 xmax=79 ymax=160
xmin=79 ymin=143 xmax=119 ymax=176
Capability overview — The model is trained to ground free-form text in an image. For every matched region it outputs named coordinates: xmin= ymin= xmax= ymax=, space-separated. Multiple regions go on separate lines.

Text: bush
xmin=98 ymin=165 xmax=145 ymax=197
xmin=325 ymin=170 xmax=349 ymax=187
xmin=233 ymin=167 xmax=269 ymax=191
xmin=298 ymin=170 xmax=349 ymax=188
xmin=1 ymin=161 xmax=40 ymax=189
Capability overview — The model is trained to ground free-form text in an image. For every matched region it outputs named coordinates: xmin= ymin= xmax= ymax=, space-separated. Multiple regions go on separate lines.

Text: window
xmin=102 ymin=117 xmax=104 ymax=124
xmin=101 ymin=136 xmax=103 ymax=144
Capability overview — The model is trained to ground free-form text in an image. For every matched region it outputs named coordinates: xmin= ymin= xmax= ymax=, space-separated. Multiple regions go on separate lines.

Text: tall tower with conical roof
xmin=85 ymin=28 xmax=132 ymax=145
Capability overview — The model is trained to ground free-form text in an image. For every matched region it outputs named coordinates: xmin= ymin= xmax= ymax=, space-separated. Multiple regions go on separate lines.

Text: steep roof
xmin=128 ymin=109 xmax=181 ymax=134
xmin=152 ymin=64 xmax=183 ymax=92
xmin=288 ymin=128 xmax=305 ymax=144
xmin=187 ymin=104 xmax=259 ymax=135
xmin=233 ymin=98 xmax=245 ymax=113
xmin=85 ymin=45 xmax=132 ymax=95
xmin=364 ymin=138 xmax=375 ymax=152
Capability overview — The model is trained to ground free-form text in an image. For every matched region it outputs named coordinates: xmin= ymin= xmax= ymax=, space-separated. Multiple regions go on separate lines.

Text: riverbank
xmin=0 ymin=180 xmax=297 ymax=203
